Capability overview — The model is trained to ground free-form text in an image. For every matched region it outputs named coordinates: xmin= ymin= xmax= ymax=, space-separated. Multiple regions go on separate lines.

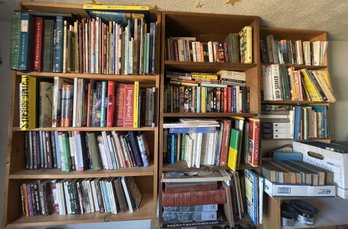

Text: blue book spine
xmin=53 ymin=16 xmax=64 ymax=72
xmin=169 ymin=127 xmax=216 ymax=134
xmin=170 ymin=134 xmax=175 ymax=164
xmin=196 ymin=86 xmax=201 ymax=113
xmin=294 ymin=106 xmax=301 ymax=140
xmin=100 ymin=81 xmax=107 ymax=127
xmin=145 ymin=33 xmax=150 ymax=74
xmin=106 ymin=135 xmax=117 ymax=169
xmin=254 ymin=174 xmax=258 ymax=224
xmin=18 ymin=13 xmax=30 ymax=70
xmin=54 ymin=131 xmax=61 ymax=169
xmin=129 ymin=132 xmax=143 ymax=167
xmin=136 ymin=134 xmax=149 ymax=167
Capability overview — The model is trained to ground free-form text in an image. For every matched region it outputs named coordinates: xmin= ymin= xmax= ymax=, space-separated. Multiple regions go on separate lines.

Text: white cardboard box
xmin=293 ymin=141 xmax=348 ymax=198
xmin=264 ymin=178 xmax=336 ymax=197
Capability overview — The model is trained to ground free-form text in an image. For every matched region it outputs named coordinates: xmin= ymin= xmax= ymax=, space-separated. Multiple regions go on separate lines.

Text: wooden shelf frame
xmin=3 ymin=2 xmax=162 ymax=227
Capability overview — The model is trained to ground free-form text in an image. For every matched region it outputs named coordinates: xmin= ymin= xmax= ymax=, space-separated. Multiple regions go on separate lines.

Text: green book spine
xmin=62 ymin=133 xmax=71 ymax=172
xmin=87 ymin=132 xmax=101 ymax=170
xmin=10 ymin=11 xmax=21 ymax=70
xmin=42 ymin=19 xmax=55 ymax=72
xmin=180 ymin=133 xmax=186 ymax=161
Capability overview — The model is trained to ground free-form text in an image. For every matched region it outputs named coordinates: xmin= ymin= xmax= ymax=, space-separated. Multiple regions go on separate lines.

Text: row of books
xmin=10 ymin=11 xmax=157 ymax=74
xmin=262 ymin=160 xmax=334 ymax=185
xmin=244 ymin=169 xmax=263 ymax=225
xmin=164 ymin=70 xmax=249 ymax=113
xmin=260 ymin=105 xmax=329 ymax=140
xmin=24 ymin=131 xmax=150 ymax=172
xmin=163 ymin=118 xmax=260 ymax=170
xmin=19 ymin=76 xmax=156 ymax=129
xmin=260 ymin=34 xmax=328 ymax=66
xmin=19 ymin=177 xmax=141 ymax=216
xmin=262 ymin=65 xmax=335 ymax=102
xmin=161 ymin=170 xmax=229 ymax=227
xmin=166 ymin=26 xmax=252 ymax=64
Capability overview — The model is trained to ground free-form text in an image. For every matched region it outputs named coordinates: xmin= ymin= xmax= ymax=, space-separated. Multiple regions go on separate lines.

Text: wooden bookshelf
xmin=159 ymin=11 xmax=261 ymax=228
xmin=3 ymin=1 xmax=161 ymax=228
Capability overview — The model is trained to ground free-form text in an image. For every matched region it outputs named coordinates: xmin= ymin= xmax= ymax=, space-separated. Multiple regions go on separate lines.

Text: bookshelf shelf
xmin=278 ymin=64 xmax=327 ymax=70
xmin=9 ymin=165 xmax=155 ymax=179
xmin=162 ymin=161 xmax=253 ymax=172
xmin=261 ymin=100 xmax=330 ymax=105
xmin=6 ymin=193 xmax=154 ymax=228
xmin=162 ymin=112 xmax=258 ymax=118
xmin=164 ymin=61 xmax=257 ymax=72
xmin=16 ymin=72 xmax=159 ymax=83
xmin=12 ymin=127 xmax=156 ymax=132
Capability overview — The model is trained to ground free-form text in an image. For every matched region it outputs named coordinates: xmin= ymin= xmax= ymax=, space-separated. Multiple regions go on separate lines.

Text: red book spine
xmin=33 ymin=17 xmax=43 ymax=71
xmin=164 ymin=182 xmax=218 ymax=194
xmin=161 ymin=188 xmax=226 ymax=207
xmin=248 ymin=118 xmax=260 ymax=167
xmin=115 ymin=83 xmax=125 ymax=127
xmin=223 ymin=41 xmax=229 ymax=63
xmin=123 ymin=84 xmax=134 ymax=127
xmin=227 ymin=86 xmax=232 ymax=113
xmin=219 ymin=119 xmax=231 ymax=166
xmin=106 ymin=81 xmax=115 ymax=127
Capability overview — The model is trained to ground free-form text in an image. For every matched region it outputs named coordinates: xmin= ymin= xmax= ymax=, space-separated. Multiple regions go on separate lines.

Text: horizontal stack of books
xmin=24 ymin=131 xmax=150 ymax=171
xmin=19 ymin=177 xmax=142 ymax=216
xmin=10 ymin=11 xmax=157 ymax=74
xmin=161 ymin=170 xmax=230 ymax=227
xmin=166 ymin=26 xmax=252 ymax=64
xmin=19 ymin=76 xmax=156 ymax=129
xmin=163 ymin=118 xmax=260 ymax=170
xmin=164 ymin=70 xmax=249 ymax=113
xmin=260 ymin=35 xmax=328 ymax=66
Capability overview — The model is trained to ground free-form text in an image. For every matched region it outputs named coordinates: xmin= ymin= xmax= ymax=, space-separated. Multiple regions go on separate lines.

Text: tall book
xmin=227 ymin=128 xmax=240 ymax=171
xmin=39 ymin=81 xmax=53 ymax=127
xmin=18 ymin=13 xmax=33 ymax=71
xmin=248 ymin=118 xmax=260 ymax=167
xmin=239 ymin=26 xmax=252 ymax=64
xmin=133 ymin=81 xmax=139 ymax=128
xmin=53 ymin=16 xmax=64 ymax=72
xmin=10 ymin=11 xmax=21 ymax=70
xmin=32 ymin=17 xmax=43 ymax=72
xmin=20 ymin=76 xmax=37 ymax=130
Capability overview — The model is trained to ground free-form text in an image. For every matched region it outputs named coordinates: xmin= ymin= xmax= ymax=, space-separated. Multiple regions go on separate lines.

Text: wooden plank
xmin=162 ymin=112 xmax=258 ymax=118
xmin=7 ymin=193 xmax=154 ymax=228
xmin=164 ymin=61 xmax=257 ymax=72
xmin=12 ymin=127 xmax=156 ymax=132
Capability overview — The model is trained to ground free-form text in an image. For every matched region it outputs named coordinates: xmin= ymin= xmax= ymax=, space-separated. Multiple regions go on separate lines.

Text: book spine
xmin=161 ymin=188 xmax=226 ymax=207
xmin=136 ymin=134 xmax=149 ymax=167
xmin=42 ymin=19 xmax=55 ymax=72
xmin=129 ymin=132 xmax=143 ymax=167
xmin=18 ymin=13 xmax=31 ymax=71
xmin=53 ymin=16 xmax=64 ymax=72
xmin=219 ymin=120 xmax=231 ymax=166
xmin=20 ymin=75 xmax=37 ymax=130
xmin=100 ymin=81 xmax=107 ymax=127
xmin=123 ymin=84 xmax=134 ymax=127
xmin=10 ymin=11 xmax=21 ymax=70
xmin=33 ymin=17 xmax=43 ymax=71
xmin=106 ymin=81 xmax=115 ymax=127
xmin=133 ymin=81 xmax=139 ymax=128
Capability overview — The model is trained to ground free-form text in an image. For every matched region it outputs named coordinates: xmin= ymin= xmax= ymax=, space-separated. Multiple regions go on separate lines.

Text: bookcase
xmin=158 ymin=11 xmax=262 ymax=227
xmin=3 ymin=1 xmax=160 ymax=227
xmin=259 ymin=28 xmax=336 ymax=229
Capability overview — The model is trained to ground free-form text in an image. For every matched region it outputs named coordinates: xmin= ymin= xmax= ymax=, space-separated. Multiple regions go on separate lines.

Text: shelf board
xmin=9 ymin=165 xmax=154 ymax=179
xmin=163 ymin=112 xmax=257 ymax=118
xmin=7 ymin=193 xmax=153 ymax=228
xmin=162 ymin=161 xmax=252 ymax=172
xmin=164 ymin=61 xmax=257 ymax=72
xmin=16 ymin=71 xmax=159 ymax=83
xmin=12 ymin=127 xmax=156 ymax=132
xmin=261 ymin=138 xmax=331 ymax=142
xmin=261 ymin=64 xmax=327 ymax=70
xmin=262 ymin=100 xmax=331 ymax=105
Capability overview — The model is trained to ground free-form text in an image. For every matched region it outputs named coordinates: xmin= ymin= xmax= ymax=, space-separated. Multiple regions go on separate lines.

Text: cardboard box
xmin=264 ymin=178 xmax=336 ymax=197
xmin=293 ymin=141 xmax=348 ymax=198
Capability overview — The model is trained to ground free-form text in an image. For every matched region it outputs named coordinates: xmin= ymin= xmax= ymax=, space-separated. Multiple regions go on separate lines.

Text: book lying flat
xmin=162 ymin=170 xmax=230 ymax=183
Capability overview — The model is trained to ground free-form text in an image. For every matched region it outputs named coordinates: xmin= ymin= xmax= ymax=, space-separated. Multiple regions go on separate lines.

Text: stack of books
xmin=260 ymin=35 xmax=328 ymax=66
xmin=164 ymin=70 xmax=249 ymax=113
xmin=19 ymin=76 xmax=156 ymax=129
xmin=24 ymin=131 xmax=150 ymax=171
xmin=163 ymin=118 xmax=260 ymax=170
xmin=10 ymin=10 xmax=157 ymax=74
xmin=161 ymin=170 xmax=230 ymax=227
xmin=19 ymin=177 xmax=141 ymax=216
xmin=166 ymin=26 xmax=252 ymax=64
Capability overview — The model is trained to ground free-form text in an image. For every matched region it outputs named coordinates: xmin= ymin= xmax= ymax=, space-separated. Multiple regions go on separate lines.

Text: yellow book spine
xmin=191 ymin=74 xmax=218 ymax=80
xmin=245 ymin=26 xmax=253 ymax=64
xmin=20 ymin=75 xmax=36 ymax=130
xmin=300 ymin=69 xmax=322 ymax=101
xmin=133 ymin=81 xmax=139 ymax=128
xmin=201 ymin=86 xmax=206 ymax=113
xmin=83 ymin=4 xmax=150 ymax=11
xmin=227 ymin=146 xmax=238 ymax=171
